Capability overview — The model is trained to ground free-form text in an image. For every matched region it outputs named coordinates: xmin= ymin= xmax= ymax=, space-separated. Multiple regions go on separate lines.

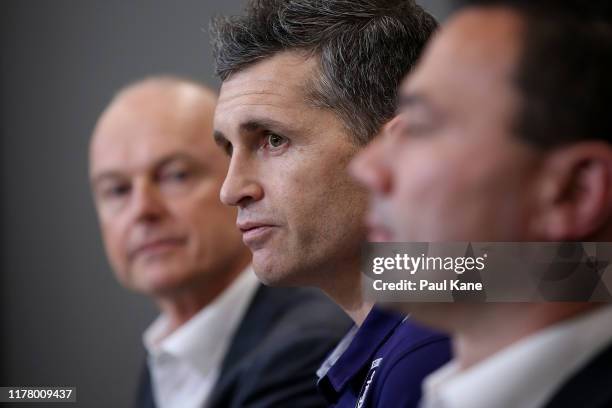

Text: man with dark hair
xmin=211 ymin=1 xmax=450 ymax=407
xmin=351 ymin=2 xmax=612 ymax=407
xmin=90 ymin=77 xmax=351 ymax=408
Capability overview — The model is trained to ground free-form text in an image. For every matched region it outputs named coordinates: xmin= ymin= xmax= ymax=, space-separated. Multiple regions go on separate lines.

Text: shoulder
xmin=252 ymin=286 xmax=352 ymax=356
xmin=544 ymin=341 xmax=612 ymax=408
xmin=217 ymin=287 xmax=351 ymax=407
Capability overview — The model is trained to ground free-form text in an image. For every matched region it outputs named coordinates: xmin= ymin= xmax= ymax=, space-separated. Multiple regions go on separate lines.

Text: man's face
xmin=214 ymin=52 xmax=368 ymax=286
xmin=352 ymin=8 xmax=542 ymax=243
xmin=90 ymin=88 xmax=246 ymax=296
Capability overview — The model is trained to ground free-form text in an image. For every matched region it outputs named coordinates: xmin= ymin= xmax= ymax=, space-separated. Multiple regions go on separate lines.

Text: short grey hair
xmin=210 ymin=0 xmax=438 ymax=144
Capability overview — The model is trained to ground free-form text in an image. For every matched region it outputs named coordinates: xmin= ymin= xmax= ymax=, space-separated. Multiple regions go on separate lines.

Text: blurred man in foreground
xmin=352 ymin=1 xmax=612 ymax=407
xmin=89 ymin=77 xmax=350 ymax=408
xmin=211 ymin=1 xmax=450 ymax=406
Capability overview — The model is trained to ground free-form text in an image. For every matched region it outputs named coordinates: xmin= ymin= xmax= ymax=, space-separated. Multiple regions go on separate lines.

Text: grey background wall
xmin=0 ymin=1 xmax=450 ymax=407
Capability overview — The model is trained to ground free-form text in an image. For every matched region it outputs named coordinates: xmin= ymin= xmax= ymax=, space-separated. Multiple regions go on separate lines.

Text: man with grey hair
xmin=90 ymin=76 xmax=350 ymax=408
xmin=211 ymin=1 xmax=450 ymax=407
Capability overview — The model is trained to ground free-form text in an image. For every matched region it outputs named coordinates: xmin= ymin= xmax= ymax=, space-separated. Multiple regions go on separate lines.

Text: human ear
xmin=530 ymin=142 xmax=612 ymax=240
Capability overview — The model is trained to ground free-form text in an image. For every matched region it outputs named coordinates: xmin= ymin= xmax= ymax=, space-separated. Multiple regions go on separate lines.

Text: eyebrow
xmin=91 ymin=152 xmax=199 ymax=186
xmin=90 ymin=171 xmax=124 ymax=187
xmin=240 ymin=118 xmax=292 ymax=134
xmin=214 ymin=118 xmax=296 ymax=147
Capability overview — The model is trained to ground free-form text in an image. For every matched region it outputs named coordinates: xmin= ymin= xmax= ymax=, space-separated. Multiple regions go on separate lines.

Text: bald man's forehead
xmin=94 ymin=77 xmax=219 ymax=143
xmin=116 ymin=77 xmax=216 ymax=105
xmin=93 ymin=95 xmax=210 ymax=145
xmin=114 ymin=84 xmax=215 ymax=120
xmin=89 ymin=83 xmax=226 ymax=179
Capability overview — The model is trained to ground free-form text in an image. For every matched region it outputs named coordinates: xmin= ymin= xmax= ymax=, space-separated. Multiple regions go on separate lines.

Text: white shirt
xmin=420 ymin=305 xmax=612 ymax=408
xmin=143 ymin=267 xmax=259 ymax=408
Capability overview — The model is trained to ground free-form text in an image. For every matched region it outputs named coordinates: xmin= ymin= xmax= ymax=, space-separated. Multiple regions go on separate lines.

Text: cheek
xmin=394 ymin=148 xmax=459 ymax=209
xmin=472 ymin=158 xmax=535 ymax=238
xmin=389 ymin=147 xmax=486 ymax=240
xmin=266 ymin=158 xmax=322 ymax=221
xmin=290 ymin=153 xmax=364 ymax=224
xmin=100 ymin=218 xmax=130 ymax=273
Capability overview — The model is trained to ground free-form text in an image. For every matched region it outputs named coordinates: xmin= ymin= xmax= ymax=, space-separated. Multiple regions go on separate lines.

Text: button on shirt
xmin=317 ymin=306 xmax=451 ymax=408
xmin=143 ymin=267 xmax=259 ymax=408
xmin=420 ymin=305 xmax=612 ymax=408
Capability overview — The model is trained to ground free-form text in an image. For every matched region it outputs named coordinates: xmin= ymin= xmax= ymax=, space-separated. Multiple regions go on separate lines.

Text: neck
xmin=452 ymin=303 xmax=600 ymax=370
xmin=157 ymin=291 xmax=217 ymax=333
xmin=318 ymin=257 xmax=373 ymax=326
xmin=155 ymin=252 xmax=251 ymax=334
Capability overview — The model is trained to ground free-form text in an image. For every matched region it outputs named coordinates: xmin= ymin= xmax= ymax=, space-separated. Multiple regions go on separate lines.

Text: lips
xmin=237 ymin=221 xmax=277 ymax=248
xmin=129 ymin=237 xmax=187 ymax=260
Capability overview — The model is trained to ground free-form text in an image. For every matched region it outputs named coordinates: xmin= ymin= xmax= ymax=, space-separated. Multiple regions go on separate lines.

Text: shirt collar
xmin=143 ymin=266 xmax=259 ymax=377
xmin=422 ymin=305 xmax=612 ymax=408
xmin=318 ymin=306 xmax=405 ymax=394
xmin=317 ymin=325 xmax=359 ymax=380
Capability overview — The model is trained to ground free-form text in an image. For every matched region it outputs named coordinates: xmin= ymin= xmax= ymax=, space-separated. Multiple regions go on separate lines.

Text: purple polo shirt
xmin=317 ymin=307 xmax=451 ymax=408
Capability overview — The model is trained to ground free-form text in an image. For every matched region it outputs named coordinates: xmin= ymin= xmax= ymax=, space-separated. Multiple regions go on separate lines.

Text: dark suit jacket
xmin=544 ymin=341 xmax=612 ymax=408
xmin=135 ymin=285 xmax=352 ymax=408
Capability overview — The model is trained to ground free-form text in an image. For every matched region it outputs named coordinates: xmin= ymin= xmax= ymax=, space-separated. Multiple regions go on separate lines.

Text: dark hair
xmin=454 ymin=0 xmax=612 ymax=148
xmin=210 ymin=0 xmax=438 ymax=144
xmin=515 ymin=11 xmax=612 ymax=148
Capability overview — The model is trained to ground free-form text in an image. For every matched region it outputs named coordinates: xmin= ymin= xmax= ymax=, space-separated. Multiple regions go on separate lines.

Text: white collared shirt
xmin=420 ymin=305 xmax=612 ymax=408
xmin=143 ymin=267 xmax=259 ymax=408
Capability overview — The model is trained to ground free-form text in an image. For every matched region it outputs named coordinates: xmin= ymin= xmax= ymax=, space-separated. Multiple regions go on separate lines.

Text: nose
xmin=349 ymin=119 xmax=396 ymax=195
xmin=129 ymin=179 xmax=167 ymax=223
xmin=220 ymin=152 xmax=264 ymax=207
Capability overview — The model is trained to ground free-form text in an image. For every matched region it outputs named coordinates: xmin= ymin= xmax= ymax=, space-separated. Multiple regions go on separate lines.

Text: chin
xmin=130 ymin=265 xmax=190 ymax=296
xmin=252 ymin=254 xmax=305 ymax=287
xmin=252 ymin=264 xmax=291 ymax=287
xmin=137 ymin=279 xmax=181 ymax=297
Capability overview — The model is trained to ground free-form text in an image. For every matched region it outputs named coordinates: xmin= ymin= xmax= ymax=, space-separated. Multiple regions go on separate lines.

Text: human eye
xmin=262 ymin=132 xmax=289 ymax=153
xmin=99 ymin=180 xmax=131 ymax=200
xmin=393 ymin=114 xmax=437 ymax=138
xmin=159 ymin=163 xmax=192 ymax=184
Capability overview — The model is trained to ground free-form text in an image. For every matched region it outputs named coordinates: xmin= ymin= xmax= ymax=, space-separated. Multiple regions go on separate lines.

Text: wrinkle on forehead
xmin=217 ymin=85 xmax=296 ymax=106
xmin=218 ymin=51 xmax=318 ymax=105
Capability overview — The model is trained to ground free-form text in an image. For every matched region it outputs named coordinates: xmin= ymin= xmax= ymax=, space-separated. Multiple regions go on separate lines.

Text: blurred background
xmin=0 ymin=1 xmax=451 ymax=406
